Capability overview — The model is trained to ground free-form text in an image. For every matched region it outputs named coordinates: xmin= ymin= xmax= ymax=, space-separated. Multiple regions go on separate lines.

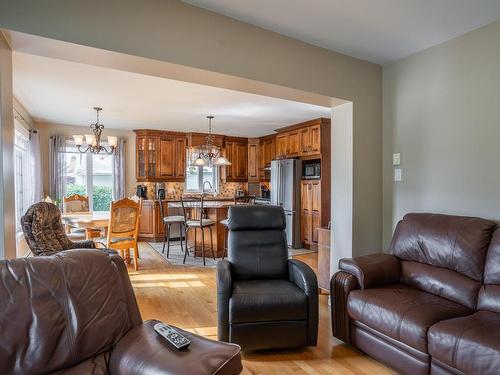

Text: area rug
xmin=148 ymin=241 xmax=316 ymax=269
xmin=147 ymin=241 xmax=218 ymax=268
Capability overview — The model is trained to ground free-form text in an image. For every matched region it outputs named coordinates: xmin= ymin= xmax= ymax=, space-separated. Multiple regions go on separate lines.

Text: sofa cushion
xmin=401 ymin=260 xmax=482 ymax=309
xmin=428 ymin=311 xmax=500 ymax=375
xmin=229 ymin=280 xmax=307 ymax=323
xmin=347 ymin=284 xmax=472 ymax=353
xmin=390 ymin=213 xmax=496 ymax=281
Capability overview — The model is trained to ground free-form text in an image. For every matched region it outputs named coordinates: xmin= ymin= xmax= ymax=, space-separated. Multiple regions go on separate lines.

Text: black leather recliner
xmin=217 ymin=205 xmax=318 ymax=350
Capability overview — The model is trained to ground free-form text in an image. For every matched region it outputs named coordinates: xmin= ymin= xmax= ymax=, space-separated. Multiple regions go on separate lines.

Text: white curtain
xmin=29 ymin=130 xmax=42 ymax=202
xmin=48 ymin=135 xmax=67 ymax=203
xmin=113 ymin=138 xmax=126 ymax=200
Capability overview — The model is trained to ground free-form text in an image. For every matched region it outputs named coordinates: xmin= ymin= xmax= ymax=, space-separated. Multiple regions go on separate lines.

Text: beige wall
xmin=0 ymin=31 xmax=15 ymax=259
xmin=35 ymin=122 xmax=136 ymax=198
xmin=0 ymin=0 xmax=383 ymax=263
xmin=383 ymin=20 xmax=500 ymax=247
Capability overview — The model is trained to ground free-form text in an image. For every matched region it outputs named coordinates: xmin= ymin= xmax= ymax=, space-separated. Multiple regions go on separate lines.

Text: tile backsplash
xmin=139 ymin=181 xmax=248 ymax=200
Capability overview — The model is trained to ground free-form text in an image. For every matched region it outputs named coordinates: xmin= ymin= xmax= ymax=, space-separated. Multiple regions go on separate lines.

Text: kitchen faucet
xmin=202 ymin=181 xmax=213 ymax=195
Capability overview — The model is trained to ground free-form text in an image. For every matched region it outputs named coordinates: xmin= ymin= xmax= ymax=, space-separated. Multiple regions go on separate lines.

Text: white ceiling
xmin=13 ymin=52 xmax=330 ymax=137
xmin=184 ymin=0 xmax=500 ymax=64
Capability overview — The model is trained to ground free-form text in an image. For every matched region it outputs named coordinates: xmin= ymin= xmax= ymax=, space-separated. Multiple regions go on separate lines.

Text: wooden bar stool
xmin=181 ymin=196 xmax=216 ymax=266
xmin=158 ymin=198 xmax=185 ymax=258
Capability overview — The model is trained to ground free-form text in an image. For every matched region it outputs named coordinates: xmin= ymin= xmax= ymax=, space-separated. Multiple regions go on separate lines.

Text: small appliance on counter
xmin=136 ymin=185 xmax=148 ymax=199
xmin=155 ymin=182 xmax=166 ymax=200
xmin=302 ymin=160 xmax=321 ymax=180
xmin=260 ymin=185 xmax=270 ymax=199
xmin=235 ymin=188 xmax=246 ymax=197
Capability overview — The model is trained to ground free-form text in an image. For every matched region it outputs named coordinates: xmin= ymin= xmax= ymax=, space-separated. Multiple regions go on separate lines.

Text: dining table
xmin=61 ymin=211 xmax=110 ymax=240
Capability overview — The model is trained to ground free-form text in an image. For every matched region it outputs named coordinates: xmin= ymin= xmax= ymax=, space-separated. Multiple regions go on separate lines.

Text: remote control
xmin=154 ymin=322 xmax=191 ymax=350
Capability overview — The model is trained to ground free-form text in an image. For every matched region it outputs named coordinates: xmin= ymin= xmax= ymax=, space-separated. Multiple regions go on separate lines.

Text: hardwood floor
xmin=128 ymin=243 xmax=396 ymax=375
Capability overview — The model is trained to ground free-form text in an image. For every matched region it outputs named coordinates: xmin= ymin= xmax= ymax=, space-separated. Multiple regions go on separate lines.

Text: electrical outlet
xmin=394 ymin=168 xmax=402 ymax=182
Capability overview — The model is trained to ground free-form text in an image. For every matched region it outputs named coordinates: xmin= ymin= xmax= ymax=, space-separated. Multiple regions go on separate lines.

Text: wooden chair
xmin=63 ymin=194 xmax=101 ymax=239
xmin=105 ymin=198 xmax=141 ymax=271
xmin=181 ymin=196 xmax=216 ymax=266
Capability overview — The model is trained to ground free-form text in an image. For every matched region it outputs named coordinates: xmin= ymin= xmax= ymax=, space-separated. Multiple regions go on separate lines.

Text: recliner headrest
xmin=227 ymin=205 xmax=286 ymax=231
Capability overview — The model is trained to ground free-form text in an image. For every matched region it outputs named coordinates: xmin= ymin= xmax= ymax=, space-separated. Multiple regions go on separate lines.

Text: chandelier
xmin=72 ymin=107 xmax=118 ymax=155
xmin=191 ymin=116 xmax=231 ymax=167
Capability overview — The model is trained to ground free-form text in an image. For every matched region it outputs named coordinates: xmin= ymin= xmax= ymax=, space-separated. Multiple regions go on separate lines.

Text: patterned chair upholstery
xmin=21 ymin=202 xmax=95 ymax=256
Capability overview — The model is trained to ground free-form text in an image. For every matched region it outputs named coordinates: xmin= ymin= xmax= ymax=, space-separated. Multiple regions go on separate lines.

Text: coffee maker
xmin=136 ymin=185 xmax=147 ymax=199
xmin=155 ymin=182 xmax=166 ymax=200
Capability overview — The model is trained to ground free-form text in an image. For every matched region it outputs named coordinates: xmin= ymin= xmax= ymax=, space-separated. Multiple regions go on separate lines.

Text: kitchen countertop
xmin=167 ymin=201 xmax=240 ymax=208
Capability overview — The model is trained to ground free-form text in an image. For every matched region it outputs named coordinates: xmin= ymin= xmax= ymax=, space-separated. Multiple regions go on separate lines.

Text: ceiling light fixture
xmin=191 ymin=115 xmax=231 ymax=167
xmin=72 ymin=107 xmax=117 ymax=155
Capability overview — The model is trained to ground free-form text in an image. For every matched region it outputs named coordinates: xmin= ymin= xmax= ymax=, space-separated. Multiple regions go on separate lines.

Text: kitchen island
xmin=168 ymin=200 xmax=235 ymax=258
xmin=138 ymin=199 xmax=239 ymax=258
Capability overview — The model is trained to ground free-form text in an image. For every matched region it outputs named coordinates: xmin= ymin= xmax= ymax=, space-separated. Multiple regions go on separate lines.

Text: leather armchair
xmin=21 ymin=201 xmax=95 ymax=256
xmin=217 ymin=205 xmax=318 ymax=350
xmin=1 ymin=249 xmax=242 ymax=375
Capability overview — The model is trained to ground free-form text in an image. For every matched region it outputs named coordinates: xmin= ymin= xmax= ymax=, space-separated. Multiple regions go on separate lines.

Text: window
xmin=185 ymin=151 xmax=218 ymax=193
xmin=14 ymin=128 xmax=32 ymax=232
xmin=63 ymin=140 xmax=114 ymax=211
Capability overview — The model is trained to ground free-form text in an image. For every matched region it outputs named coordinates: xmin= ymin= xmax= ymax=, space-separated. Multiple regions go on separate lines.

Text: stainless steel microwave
xmin=302 ymin=161 xmax=321 ymax=179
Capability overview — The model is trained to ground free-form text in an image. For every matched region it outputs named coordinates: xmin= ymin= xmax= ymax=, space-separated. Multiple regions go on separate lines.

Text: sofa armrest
xmin=217 ymin=260 xmax=232 ymax=342
xmin=339 ymin=253 xmax=401 ymax=290
xmin=288 ymin=259 xmax=318 ymax=346
xmin=330 ymin=271 xmax=359 ymax=344
xmin=109 ymin=320 xmax=242 ymax=375
xmin=70 ymin=239 xmax=96 ymax=249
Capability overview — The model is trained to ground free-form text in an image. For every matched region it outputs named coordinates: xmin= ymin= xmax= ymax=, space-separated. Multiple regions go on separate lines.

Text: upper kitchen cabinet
xmin=135 ymin=130 xmax=187 ymax=182
xmin=223 ymin=137 xmax=248 ymax=182
xmin=274 ymin=118 xmax=330 ymax=159
xmin=247 ymin=138 xmax=260 ymax=183
xmin=276 ymin=133 xmax=288 ymax=159
xmin=259 ymin=134 xmax=275 ymax=180
xmin=158 ymin=135 xmax=186 ymax=181
xmin=136 ymin=133 xmax=158 ymax=181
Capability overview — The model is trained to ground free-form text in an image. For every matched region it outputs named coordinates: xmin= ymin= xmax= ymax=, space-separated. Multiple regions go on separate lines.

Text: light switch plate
xmin=394 ymin=168 xmax=402 ymax=182
xmin=393 ymin=153 xmax=401 ymax=165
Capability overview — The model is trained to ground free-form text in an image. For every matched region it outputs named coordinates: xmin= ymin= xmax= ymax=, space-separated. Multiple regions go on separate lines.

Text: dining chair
xmin=181 ymin=196 xmax=216 ymax=266
xmin=63 ymin=194 xmax=101 ymax=240
xmin=105 ymin=197 xmax=142 ymax=271
xmin=158 ymin=198 xmax=185 ymax=257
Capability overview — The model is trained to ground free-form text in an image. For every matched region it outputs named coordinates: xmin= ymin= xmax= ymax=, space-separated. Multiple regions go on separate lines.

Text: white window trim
xmin=184 ymin=165 xmax=219 ymax=194
xmin=63 ymin=138 xmax=114 ymax=211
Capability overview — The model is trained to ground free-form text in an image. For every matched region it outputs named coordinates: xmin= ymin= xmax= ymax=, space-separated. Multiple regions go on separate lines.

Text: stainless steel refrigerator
xmin=271 ymin=159 xmax=302 ymax=248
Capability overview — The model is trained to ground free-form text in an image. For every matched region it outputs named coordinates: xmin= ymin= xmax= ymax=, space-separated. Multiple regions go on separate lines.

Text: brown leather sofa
xmin=331 ymin=213 xmax=500 ymax=375
xmin=0 ymin=249 xmax=242 ymax=375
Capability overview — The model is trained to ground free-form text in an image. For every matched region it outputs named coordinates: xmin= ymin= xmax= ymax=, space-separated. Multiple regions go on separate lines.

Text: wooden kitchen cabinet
xmin=274 ymin=118 xmax=327 ymax=159
xmin=309 ymin=124 xmax=321 ymax=155
xmin=138 ymin=200 xmax=166 ymax=241
xmin=247 ymin=139 xmax=259 ymax=182
xmin=135 ymin=130 xmax=186 ymax=182
xmin=301 ymin=180 xmax=321 ymax=248
xmin=136 ymin=136 xmax=158 ymax=181
xmin=276 ymin=133 xmax=288 ymax=159
xmin=259 ymin=135 xmax=275 ymax=180
xmin=287 ymin=130 xmax=301 ymax=157
xmin=224 ymin=138 xmax=248 ymax=181
xmin=157 ymin=136 xmax=186 ymax=181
